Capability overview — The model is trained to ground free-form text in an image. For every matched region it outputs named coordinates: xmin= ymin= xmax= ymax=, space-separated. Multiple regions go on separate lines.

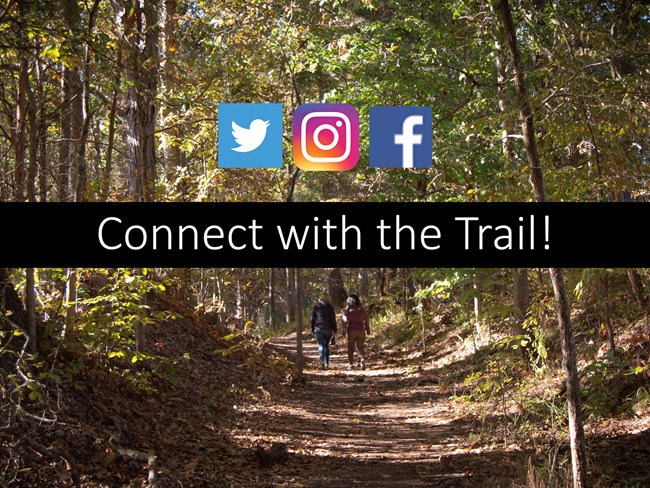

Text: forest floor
xmin=240 ymin=333 xmax=528 ymax=487
xmin=7 ymin=309 xmax=649 ymax=487
xmin=227 ymin=324 xmax=650 ymax=488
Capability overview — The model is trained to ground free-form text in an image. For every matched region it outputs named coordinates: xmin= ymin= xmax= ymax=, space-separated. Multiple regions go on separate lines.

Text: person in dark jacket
xmin=310 ymin=293 xmax=337 ymax=370
xmin=341 ymin=294 xmax=370 ymax=370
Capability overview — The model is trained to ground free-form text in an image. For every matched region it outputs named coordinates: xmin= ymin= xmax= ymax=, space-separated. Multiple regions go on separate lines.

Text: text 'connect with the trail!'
xmin=97 ymin=214 xmax=550 ymax=253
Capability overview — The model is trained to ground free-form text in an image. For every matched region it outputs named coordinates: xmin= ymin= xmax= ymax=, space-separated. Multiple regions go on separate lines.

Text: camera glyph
xmin=293 ymin=104 xmax=359 ymax=171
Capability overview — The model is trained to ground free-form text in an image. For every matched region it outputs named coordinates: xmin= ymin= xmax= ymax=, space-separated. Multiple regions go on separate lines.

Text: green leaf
xmin=28 ymin=391 xmax=43 ymax=401
xmin=42 ymin=45 xmax=60 ymax=62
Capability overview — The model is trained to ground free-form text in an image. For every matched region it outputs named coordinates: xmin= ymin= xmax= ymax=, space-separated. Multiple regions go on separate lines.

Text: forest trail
xmin=231 ymin=334 xmax=525 ymax=487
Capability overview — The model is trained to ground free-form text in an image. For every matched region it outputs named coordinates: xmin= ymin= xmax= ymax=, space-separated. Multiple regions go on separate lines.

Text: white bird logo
xmin=231 ymin=119 xmax=270 ymax=152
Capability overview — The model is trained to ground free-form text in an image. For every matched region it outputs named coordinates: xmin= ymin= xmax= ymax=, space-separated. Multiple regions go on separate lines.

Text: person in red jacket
xmin=342 ymin=294 xmax=370 ymax=370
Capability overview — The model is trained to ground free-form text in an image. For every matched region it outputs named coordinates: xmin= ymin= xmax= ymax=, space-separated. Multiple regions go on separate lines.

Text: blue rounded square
xmin=218 ymin=103 xmax=283 ymax=168
xmin=369 ymin=106 xmax=432 ymax=168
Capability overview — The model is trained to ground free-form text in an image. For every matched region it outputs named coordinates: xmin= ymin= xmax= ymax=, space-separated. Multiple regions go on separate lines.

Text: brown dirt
xmin=10 ymin=316 xmax=648 ymax=487
xmin=227 ymin=334 xmax=529 ymax=487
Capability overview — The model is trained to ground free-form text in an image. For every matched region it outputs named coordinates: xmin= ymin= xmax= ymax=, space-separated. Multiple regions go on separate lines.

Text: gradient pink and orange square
xmin=292 ymin=104 xmax=359 ymax=171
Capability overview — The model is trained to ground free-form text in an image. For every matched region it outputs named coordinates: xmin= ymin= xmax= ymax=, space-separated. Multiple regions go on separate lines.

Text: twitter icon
xmin=232 ymin=119 xmax=270 ymax=152
xmin=218 ymin=104 xmax=283 ymax=168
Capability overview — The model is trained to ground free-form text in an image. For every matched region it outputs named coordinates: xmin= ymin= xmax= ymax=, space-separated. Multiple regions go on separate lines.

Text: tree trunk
xmin=358 ymin=268 xmax=369 ymax=298
xmin=512 ymin=268 xmax=529 ymax=332
xmin=169 ymin=268 xmax=189 ymax=304
xmin=135 ymin=323 xmax=146 ymax=352
xmin=601 ymin=275 xmax=616 ymax=353
xmin=13 ymin=41 xmax=28 ymax=202
xmin=473 ymin=272 xmax=482 ymax=334
xmin=549 ymin=268 xmax=589 ymax=486
xmin=75 ymin=0 xmax=100 ymax=204
xmin=111 ymin=0 xmax=160 ymax=350
xmin=236 ymin=275 xmax=243 ymax=320
xmin=494 ymin=34 xmax=517 ymax=172
xmin=113 ymin=0 xmax=160 ymax=202
xmin=495 ymin=0 xmax=545 ymax=204
xmin=402 ymin=268 xmax=415 ymax=314
xmin=75 ymin=111 xmax=90 ymax=202
xmin=64 ymin=268 xmax=77 ymax=336
xmin=495 ymin=1 xmax=589 ymax=485
xmin=378 ymin=268 xmax=386 ymax=297
xmin=159 ymin=0 xmax=181 ymax=174
xmin=37 ymin=60 xmax=48 ymax=202
xmin=74 ymin=7 xmax=97 ymax=204
xmin=286 ymin=167 xmax=300 ymax=202
xmin=627 ymin=269 xmax=647 ymax=309
xmin=295 ymin=268 xmax=304 ymax=379
xmin=158 ymin=0 xmax=169 ymax=170
xmin=25 ymin=268 xmax=36 ymax=353
xmin=26 ymin=63 xmax=38 ymax=203
xmin=58 ymin=68 xmax=72 ymax=201
xmin=286 ymin=267 xmax=296 ymax=323
xmin=103 ymin=79 xmax=119 ymax=199
xmin=92 ymin=117 xmax=102 ymax=187
xmin=136 ymin=0 xmax=159 ymax=202
xmin=0 ymin=268 xmax=27 ymax=332
xmin=135 ymin=289 xmax=147 ymax=353
xmin=418 ymin=284 xmax=426 ymax=353
xmin=327 ymin=268 xmax=347 ymax=312
xmin=60 ymin=0 xmax=86 ymax=202
xmin=536 ymin=268 xmax=545 ymax=287
xmin=269 ymin=268 xmax=276 ymax=328
xmin=215 ymin=271 xmax=223 ymax=321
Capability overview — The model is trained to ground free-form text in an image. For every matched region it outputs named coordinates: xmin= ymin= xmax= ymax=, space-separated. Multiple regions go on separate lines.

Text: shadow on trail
xmin=246 ymin=334 xmax=528 ymax=487
xmin=249 ymin=449 xmax=529 ymax=488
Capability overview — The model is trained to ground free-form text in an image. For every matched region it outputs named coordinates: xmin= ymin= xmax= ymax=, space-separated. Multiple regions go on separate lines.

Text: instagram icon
xmin=293 ymin=104 xmax=359 ymax=171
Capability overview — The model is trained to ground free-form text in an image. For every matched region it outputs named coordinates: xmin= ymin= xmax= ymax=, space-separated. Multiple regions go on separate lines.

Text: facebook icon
xmin=369 ymin=107 xmax=432 ymax=168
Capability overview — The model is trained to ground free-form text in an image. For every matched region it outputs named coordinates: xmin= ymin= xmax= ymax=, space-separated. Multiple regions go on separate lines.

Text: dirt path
xmin=229 ymin=334 xmax=526 ymax=487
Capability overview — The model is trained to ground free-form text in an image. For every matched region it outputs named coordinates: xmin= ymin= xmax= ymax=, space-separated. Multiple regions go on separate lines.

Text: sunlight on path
xmin=243 ymin=334 xmax=501 ymax=487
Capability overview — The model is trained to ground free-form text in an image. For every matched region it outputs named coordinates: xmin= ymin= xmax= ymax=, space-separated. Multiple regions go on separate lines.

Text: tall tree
xmin=295 ymin=268 xmax=304 ymax=381
xmin=25 ymin=55 xmax=38 ymax=203
xmin=35 ymin=56 xmax=47 ymax=202
xmin=357 ymin=268 xmax=369 ymax=297
xmin=12 ymin=0 xmax=30 ymax=202
xmin=61 ymin=0 xmax=86 ymax=202
xmin=286 ymin=267 xmax=296 ymax=323
xmin=494 ymin=1 xmax=589 ymax=486
xmin=112 ymin=0 xmax=160 ymax=202
xmin=512 ymin=268 xmax=529 ymax=332
xmin=627 ymin=269 xmax=647 ymax=309
xmin=377 ymin=268 xmax=387 ymax=297
xmin=25 ymin=268 xmax=36 ymax=352
xmin=64 ymin=268 xmax=77 ymax=337
xmin=159 ymin=0 xmax=182 ymax=174
xmin=473 ymin=271 xmax=482 ymax=335
xmin=269 ymin=268 xmax=276 ymax=328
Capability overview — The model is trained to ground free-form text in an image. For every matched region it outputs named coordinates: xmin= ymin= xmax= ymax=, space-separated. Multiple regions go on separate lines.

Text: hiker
xmin=310 ymin=293 xmax=337 ymax=370
xmin=341 ymin=294 xmax=370 ymax=370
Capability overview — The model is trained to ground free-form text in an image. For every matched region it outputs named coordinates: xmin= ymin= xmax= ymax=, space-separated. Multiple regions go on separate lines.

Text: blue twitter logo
xmin=231 ymin=119 xmax=270 ymax=152
xmin=218 ymin=104 xmax=283 ymax=168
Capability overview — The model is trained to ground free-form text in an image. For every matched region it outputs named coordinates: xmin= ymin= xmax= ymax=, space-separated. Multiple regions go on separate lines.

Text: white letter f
xmin=394 ymin=115 xmax=423 ymax=168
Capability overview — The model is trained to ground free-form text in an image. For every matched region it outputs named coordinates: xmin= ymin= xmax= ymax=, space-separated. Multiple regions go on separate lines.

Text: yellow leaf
xmin=42 ymin=45 xmax=60 ymax=62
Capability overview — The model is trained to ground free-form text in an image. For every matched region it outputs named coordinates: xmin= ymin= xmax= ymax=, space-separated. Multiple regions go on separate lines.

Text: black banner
xmin=0 ymin=202 xmax=647 ymax=267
